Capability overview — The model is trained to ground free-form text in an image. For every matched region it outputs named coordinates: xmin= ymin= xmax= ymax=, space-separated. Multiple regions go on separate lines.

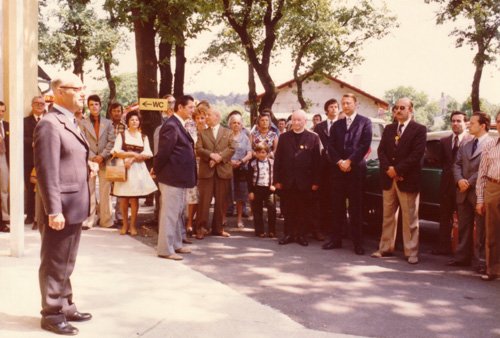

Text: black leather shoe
xmin=354 ymin=246 xmax=365 ymax=255
xmin=24 ymin=217 xmax=35 ymax=225
xmin=447 ymin=260 xmax=471 ymax=267
xmin=0 ymin=224 xmax=9 ymax=232
xmin=66 ymin=311 xmax=92 ymax=322
xmin=278 ymin=235 xmax=294 ymax=245
xmin=41 ymin=320 xmax=79 ymax=335
xmin=322 ymin=240 xmax=342 ymax=250
xmin=296 ymin=236 xmax=309 ymax=247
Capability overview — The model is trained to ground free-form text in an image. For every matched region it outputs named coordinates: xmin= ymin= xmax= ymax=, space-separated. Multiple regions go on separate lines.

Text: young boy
xmin=247 ymin=143 xmax=276 ymax=237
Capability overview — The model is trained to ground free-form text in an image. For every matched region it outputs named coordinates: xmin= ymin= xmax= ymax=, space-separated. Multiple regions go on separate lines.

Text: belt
xmin=486 ymin=177 xmax=500 ymax=184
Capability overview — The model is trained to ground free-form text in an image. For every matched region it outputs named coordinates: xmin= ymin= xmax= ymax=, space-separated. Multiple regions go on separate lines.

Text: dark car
xmin=363 ymin=130 xmax=499 ymax=227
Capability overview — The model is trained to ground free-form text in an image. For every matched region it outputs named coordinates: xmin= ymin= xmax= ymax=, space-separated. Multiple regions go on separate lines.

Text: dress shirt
xmin=476 ymin=137 xmax=500 ymax=203
xmin=173 ymin=113 xmax=186 ymax=130
xmin=397 ymin=119 xmax=410 ymax=136
xmin=211 ymin=124 xmax=220 ymax=139
xmin=345 ymin=112 xmax=357 ymax=130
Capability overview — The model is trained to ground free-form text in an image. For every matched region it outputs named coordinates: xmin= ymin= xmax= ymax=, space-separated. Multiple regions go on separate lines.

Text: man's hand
xmin=248 ymin=192 xmax=254 ymax=201
xmin=312 ymin=184 xmax=319 ymax=191
xmin=274 ymin=183 xmax=282 ymax=190
xmin=386 ymin=166 xmax=397 ymax=179
xmin=88 ymin=161 xmax=99 ymax=177
xmin=476 ymin=203 xmax=485 ymax=216
xmin=458 ymin=179 xmax=470 ymax=193
xmin=49 ymin=213 xmax=65 ymax=231
xmin=210 ymin=153 xmax=223 ymax=163
xmin=92 ymin=155 xmax=104 ymax=164
xmin=270 ymin=185 xmax=276 ymax=192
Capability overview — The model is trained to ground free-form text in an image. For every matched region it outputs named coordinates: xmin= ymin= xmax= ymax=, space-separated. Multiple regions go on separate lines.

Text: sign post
xmin=139 ymin=98 xmax=169 ymax=111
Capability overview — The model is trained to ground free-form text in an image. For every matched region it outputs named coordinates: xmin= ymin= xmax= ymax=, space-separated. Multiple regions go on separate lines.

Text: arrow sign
xmin=139 ymin=98 xmax=169 ymax=111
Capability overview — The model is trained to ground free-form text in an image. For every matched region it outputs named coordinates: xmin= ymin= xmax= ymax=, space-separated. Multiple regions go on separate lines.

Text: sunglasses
xmin=393 ymin=106 xmax=408 ymax=111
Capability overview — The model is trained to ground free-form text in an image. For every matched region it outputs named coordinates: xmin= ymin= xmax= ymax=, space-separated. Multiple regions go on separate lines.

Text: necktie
xmin=327 ymin=120 xmax=332 ymax=136
xmin=452 ymin=135 xmax=459 ymax=159
xmin=346 ymin=117 xmax=352 ymax=130
xmin=395 ymin=123 xmax=403 ymax=145
xmin=471 ymin=138 xmax=478 ymax=156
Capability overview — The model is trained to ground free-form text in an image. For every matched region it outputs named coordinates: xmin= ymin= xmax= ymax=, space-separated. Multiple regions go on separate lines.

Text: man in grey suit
xmin=450 ymin=111 xmax=493 ymax=269
xmin=80 ymin=94 xmax=115 ymax=229
xmin=34 ymin=72 xmax=92 ymax=335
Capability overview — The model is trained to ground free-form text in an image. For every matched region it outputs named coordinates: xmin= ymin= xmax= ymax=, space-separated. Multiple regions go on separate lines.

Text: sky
xmin=42 ymin=0 xmax=499 ymax=104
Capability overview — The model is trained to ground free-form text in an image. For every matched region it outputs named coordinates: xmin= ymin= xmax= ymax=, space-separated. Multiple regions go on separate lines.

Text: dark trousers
xmin=39 ymin=221 xmax=82 ymax=323
xmin=251 ymin=186 xmax=276 ymax=235
xmin=24 ymin=166 xmax=36 ymax=220
xmin=197 ymin=176 xmax=231 ymax=235
xmin=437 ymin=186 xmax=456 ymax=252
xmin=331 ymin=174 xmax=364 ymax=247
xmin=281 ymin=188 xmax=313 ymax=237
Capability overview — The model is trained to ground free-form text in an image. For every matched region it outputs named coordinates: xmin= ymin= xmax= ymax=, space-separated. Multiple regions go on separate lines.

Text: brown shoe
xmin=158 ymin=254 xmax=183 ymax=261
xmin=215 ymin=231 xmax=230 ymax=237
xmin=175 ymin=247 xmax=191 ymax=254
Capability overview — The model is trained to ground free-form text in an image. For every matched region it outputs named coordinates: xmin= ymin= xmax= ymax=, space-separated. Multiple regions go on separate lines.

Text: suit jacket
xmin=273 ymin=129 xmax=321 ymax=191
xmin=439 ymin=133 xmax=473 ymax=193
xmin=378 ymin=120 xmax=427 ymax=193
xmin=79 ymin=116 xmax=115 ymax=163
xmin=34 ymin=108 xmax=90 ymax=224
xmin=328 ymin=114 xmax=372 ymax=178
xmin=23 ymin=115 xmax=39 ymax=170
xmin=313 ymin=120 xmax=330 ymax=156
xmin=1 ymin=120 xmax=9 ymax=163
xmin=453 ymin=135 xmax=494 ymax=204
xmin=196 ymin=125 xmax=235 ymax=179
xmin=154 ymin=116 xmax=197 ymax=188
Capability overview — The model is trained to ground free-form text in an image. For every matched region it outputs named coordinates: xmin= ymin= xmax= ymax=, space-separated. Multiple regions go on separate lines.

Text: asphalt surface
xmin=1 ymin=204 xmax=499 ymax=338
xmin=135 ymin=206 xmax=500 ymax=338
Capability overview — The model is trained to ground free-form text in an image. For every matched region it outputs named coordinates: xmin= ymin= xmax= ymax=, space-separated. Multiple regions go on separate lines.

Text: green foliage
xmin=96 ymin=73 xmax=138 ymax=112
xmin=39 ymin=0 xmax=125 ymax=75
xmin=384 ymin=86 xmax=429 ymax=110
xmin=460 ymin=97 xmax=500 ymax=116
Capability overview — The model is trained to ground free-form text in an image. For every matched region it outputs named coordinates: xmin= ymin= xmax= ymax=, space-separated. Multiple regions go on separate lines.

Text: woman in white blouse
xmin=111 ymin=111 xmax=157 ymax=235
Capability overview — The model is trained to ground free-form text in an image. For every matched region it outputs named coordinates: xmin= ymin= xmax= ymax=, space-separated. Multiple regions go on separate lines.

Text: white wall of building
xmin=269 ymin=78 xmax=386 ymax=118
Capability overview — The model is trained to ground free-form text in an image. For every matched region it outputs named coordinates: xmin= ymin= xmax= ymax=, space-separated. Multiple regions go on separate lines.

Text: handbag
xmin=105 ymin=156 xmax=127 ymax=182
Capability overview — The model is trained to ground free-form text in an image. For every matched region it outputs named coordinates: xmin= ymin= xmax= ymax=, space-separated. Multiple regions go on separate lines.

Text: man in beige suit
xmin=195 ymin=108 xmax=235 ymax=239
xmin=80 ymin=94 xmax=116 ymax=229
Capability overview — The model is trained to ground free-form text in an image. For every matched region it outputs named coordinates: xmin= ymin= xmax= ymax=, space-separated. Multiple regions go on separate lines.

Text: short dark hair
xmin=87 ymin=94 xmax=101 ymax=106
xmin=253 ymin=142 xmax=270 ymax=153
xmin=107 ymin=102 xmax=123 ymax=118
xmin=450 ymin=111 xmax=468 ymax=122
xmin=472 ymin=111 xmax=490 ymax=131
xmin=342 ymin=93 xmax=357 ymax=103
xmin=174 ymin=95 xmax=194 ymax=112
xmin=278 ymin=118 xmax=287 ymax=123
xmin=323 ymin=99 xmax=338 ymax=112
xmin=0 ymin=101 xmax=5 ymax=106
xmin=313 ymin=113 xmax=322 ymax=121
xmin=125 ymin=111 xmax=141 ymax=128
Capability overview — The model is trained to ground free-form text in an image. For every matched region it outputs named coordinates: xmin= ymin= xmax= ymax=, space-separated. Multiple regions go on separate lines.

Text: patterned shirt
xmin=476 ymin=137 xmax=500 ymax=203
xmin=251 ymin=129 xmax=278 ymax=151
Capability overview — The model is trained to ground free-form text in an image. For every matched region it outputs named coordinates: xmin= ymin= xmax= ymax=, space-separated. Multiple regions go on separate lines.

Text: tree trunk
xmin=104 ymin=53 xmax=116 ymax=111
xmin=159 ymin=40 xmax=173 ymax=97
xmin=173 ymin=39 xmax=186 ymax=98
xmin=471 ymin=50 xmax=485 ymax=112
xmin=132 ymin=5 xmax=160 ymax=158
xmin=247 ymin=63 xmax=258 ymax=125
xmin=293 ymin=36 xmax=316 ymax=110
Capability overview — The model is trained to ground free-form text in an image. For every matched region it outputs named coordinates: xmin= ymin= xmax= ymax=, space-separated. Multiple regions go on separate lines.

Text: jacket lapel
xmin=53 ymin=111 xmax=88 ymax=147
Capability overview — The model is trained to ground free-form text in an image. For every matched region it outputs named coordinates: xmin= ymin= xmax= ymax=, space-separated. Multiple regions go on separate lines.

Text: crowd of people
xmin=1 ymin=72 xmax=499 ymax=335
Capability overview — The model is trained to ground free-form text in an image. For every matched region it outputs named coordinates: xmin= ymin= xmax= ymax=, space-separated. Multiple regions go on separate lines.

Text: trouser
xmin=83 ymin=167 xmax=113 ymax=228
xmin=251 ymin=186 xmax=276 ymax=235
xmin=485 ymin=181 xmax=500 ymax=275
xmin=455 ymin=195 xmax=485 ymax=265
xmin=39 ymin=220 xmax=82 ymax=323
xmin=197 ymin=176 xmax=231 ymax=235
xmin=437 ymin=186 xmax=456 ymax=252
xmin=378 ymin=180 xmax=419 ymax=258
xmin=24 ymin=166 xmax=36 ymax=221
xmin=281 ymin=188 xmax=313 ymax=237
xmin=157 ymin=183 xmax=185 ymax=256
xmin=0 ymin=153 xmax=9 ymax=221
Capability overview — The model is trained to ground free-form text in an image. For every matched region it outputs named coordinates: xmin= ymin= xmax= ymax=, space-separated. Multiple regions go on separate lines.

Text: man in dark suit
xmin=0 ymin=101 xmax=10 ymax=227
xmin=23 ymin=96 xmax=46 ymax=228
xmin=372 ymin=97 xmax=426 ymax=264
xmin=196 ymin=108 xmax=235 ymax=239
xmin=312 ymin=98 xmax=340 ymax=240
xmin=450 ymin=112 xmax=493 ymax=268
xmin=323 ymin=93 xmax=372 ymax=255
xmin=432 ymin=111 xmax=471 ymax=255
xmin=154 ymin=95 xmax=197 ymax=260
xmin=34 ymin=72 xmax=92 ymax=335
xmin=274 ymin=109 xmax=321 ymax=246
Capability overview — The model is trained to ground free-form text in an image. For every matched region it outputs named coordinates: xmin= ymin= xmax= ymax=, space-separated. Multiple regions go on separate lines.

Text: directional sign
xmin=139 ymin=98 xmax=169 ymax=111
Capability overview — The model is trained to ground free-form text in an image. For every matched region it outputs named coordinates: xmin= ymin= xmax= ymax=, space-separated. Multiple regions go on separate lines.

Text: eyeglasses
xmin=393 ymin=106 xmax=407 ymax=111
xmin=32 ymin=102 xmax=45 ymax=106
xmin=59 ymin=86 xmax=86 ymax=92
